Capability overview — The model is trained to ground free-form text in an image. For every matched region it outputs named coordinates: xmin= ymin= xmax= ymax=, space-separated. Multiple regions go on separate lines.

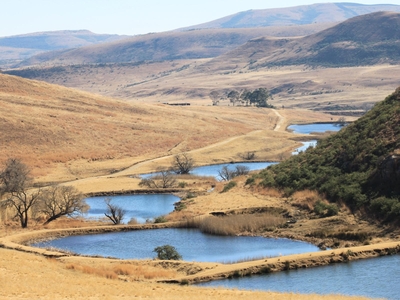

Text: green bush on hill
xmin=253 ymin=87 xmax=400 ymax=222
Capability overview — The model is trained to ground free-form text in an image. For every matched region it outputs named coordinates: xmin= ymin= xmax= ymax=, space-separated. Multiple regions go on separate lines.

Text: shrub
xmin=221 ymin=181 xmax=237 ymax=193
xmin=314 ymin=201 xmax=339 ymax=217
xmin=153 ymin=245 xmax=182 ymax=260
xmin=154 ymin=215 xmax=168 ymax=223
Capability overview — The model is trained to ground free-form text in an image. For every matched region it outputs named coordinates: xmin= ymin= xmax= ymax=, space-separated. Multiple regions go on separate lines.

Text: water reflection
xmin=84 ymin=194 xmax=179 ymax=223
xmin=32 ymin=228 xmax=320 ymax=262
xmin=288 ymin=123 xmax=343 ymax=135
xmin=197 ymin=254 xmax=400 ymax=300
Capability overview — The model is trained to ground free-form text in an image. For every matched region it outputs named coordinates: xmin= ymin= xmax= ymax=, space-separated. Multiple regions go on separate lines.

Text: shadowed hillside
xmin=205 ymin=12 xmax=400 ymax=69
xmin=254 ymin=87 xmax=400 ymax=222
xmin=14 ymin=26 xmax=332 ymax=68
xmin=180 ymin=3 xmax=400 ymax=29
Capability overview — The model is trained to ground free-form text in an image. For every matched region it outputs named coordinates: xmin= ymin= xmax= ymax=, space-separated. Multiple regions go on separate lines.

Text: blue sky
xmin=2 ymin=0 xmax=400 ymax=37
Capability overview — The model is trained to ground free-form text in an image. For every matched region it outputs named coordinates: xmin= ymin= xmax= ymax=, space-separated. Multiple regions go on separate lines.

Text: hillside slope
xmin=205 ymin=12 xmax=400 ymax=69
xmin=14 ymin=26 xmax=331 ymax=67
xmin=180 ymin=2 xmax=400 ymax=29
xmin=0 ymin=73 xmax=281 ymax=181
xmin=256 ymin=87 xmax=400 ymax=221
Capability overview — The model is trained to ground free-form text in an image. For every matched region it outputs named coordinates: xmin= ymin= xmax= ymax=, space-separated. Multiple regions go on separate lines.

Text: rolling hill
xmin=0 ymin=73 xmax=285 ymax=182
xmin=13 ymin=25 xmax=332 ymax=68
xmin=0 ymin=30 xmax=126 ymax=67
xmin=180 ymin=3 xmax=400 ymax=30
xmin=255 ymin=87 xmax=400 ymax=222
xmin=204 ymin=11 xmax=400 ymax=70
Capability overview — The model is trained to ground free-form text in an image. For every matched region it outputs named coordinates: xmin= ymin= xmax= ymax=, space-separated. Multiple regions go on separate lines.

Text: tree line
xmin=209 ymin=88 xmax=274 ymax=107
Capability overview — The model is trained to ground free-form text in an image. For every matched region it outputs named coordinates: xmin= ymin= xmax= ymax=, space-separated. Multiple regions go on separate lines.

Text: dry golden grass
xmin=1 ymin=73 xmax=306 ymax=182
xmin=291 ymin=190 xmax=322 ymax=211
xmin=184 ymin=213 xmax=286 ymax=236
xmin=20 ymin=59 xmax=399 ymax=113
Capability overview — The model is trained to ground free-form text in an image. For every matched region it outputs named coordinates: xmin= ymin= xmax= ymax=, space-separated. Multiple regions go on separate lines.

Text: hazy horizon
xmin=2 ymin=0 xmax=400 ymax=37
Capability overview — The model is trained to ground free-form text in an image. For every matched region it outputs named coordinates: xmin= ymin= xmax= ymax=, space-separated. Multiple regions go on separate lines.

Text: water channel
xmin=197 ymin=254 xmax=400 ymax=300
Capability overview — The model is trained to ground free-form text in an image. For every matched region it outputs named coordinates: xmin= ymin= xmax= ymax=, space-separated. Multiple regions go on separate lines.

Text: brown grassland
xmin=0 ymin=73 xmax=397 ymax=300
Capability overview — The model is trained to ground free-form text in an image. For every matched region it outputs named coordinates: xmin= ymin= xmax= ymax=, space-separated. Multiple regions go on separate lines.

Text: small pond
xmin=84 ymin=194 xmax=179 ymax=224
xmin=197 ymin=254 xmax=400 ymax=300
xmin=32 ymin=228 xmax=320 ymax=262
xmin=140 ymin=161 xmax=277 ymax=180
xmin=288 ymin=123 xmax=343 ymax=135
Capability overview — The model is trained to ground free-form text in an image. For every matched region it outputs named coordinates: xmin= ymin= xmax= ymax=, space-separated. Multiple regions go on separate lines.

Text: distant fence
xmin=163 ymin=103 xmax=191 ymax=106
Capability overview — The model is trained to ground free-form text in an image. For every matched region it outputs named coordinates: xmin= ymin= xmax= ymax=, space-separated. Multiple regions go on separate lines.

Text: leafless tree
xmin=36 ymin=185 xmax=88 ymax=225
xmin=238 ymin=151 xmax=256 ymax=161
xmin=104 ymin=198 xmax=126 ymax=225
xmin=139 ymin=168 xmax=177 ymax=189
xmin=0 ymin=158 xmax=40 ymax=228
xmin=218 ymin=165 xmax=249 ymax=181
xmin=172 ymin=153 xmax=194 ymax=174
xmin=218 ymin=166 xmax=237 ymax=181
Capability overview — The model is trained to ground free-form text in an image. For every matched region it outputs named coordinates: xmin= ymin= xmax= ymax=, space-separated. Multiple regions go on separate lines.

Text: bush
xmin=153 ymin=245 xmax=182 ymax=260
xmin=221 ymin=181 xmax=237 ymax=193
xmin=314 ymin=201 xmax=339 ymax=217
xmin=154 ymin=215 xmax=168 ymax=223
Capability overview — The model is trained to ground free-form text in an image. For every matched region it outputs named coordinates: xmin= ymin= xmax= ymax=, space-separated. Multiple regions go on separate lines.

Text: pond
xmin=287 ymin=123 xmax=343 ymax=135
xmin=31 ymin=228 xmax=320 ymax=262
xmin=84 ymin=194 xmax=179 ymax=224
xmin=140 ymin=161 xmax=277 ymax=180
xmin=197 ymin=254 xmax=400 ymax=300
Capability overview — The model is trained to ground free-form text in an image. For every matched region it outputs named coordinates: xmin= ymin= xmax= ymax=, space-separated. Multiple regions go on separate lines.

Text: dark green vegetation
xmin=253 ymin=88 xmax=400 ymax=222
xmin=153 ymin=245 xmax=182 ymax=260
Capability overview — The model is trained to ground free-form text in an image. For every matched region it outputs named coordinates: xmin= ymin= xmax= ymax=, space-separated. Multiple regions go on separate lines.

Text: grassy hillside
xmin=0 ymin=73 xmax=295 ymax=181
xmin=211 ymin=12 xmax=400 ymax=69
xmin=254 ymin=88 xmax=400 ymax=222
xmin=180 ymin=3 xmax=400 ymax=29
xmin=13 ymin=26 xmax=331 ymax=68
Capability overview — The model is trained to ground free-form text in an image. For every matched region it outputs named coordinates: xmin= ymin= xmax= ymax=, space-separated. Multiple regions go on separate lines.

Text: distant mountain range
xmin=3 ymin=3 xmax=400 ymax=68
xmin=0 ymin=30 xmax=126 ymax=67
xmin=179 ymin=2 xmax=400 ymax=29
xmin=204 ymin=11 xmax=400 ymax=69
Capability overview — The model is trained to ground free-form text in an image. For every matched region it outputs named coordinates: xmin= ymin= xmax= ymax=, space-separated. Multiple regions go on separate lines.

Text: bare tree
xmin=218 ymin=165 xmax=249 ymax=181
xmin=238 ymin=151 xmax=256 ymax=161
xmin=37 ymin=185 xmax=88 ymax=225
xmin=104 ymin=198 xmax=126 ymax=225
xmin=218 ymin=166 xmax=237 ymax=181
xmin=172 ymin=153 xmax=194 ymax=174
xmin=0 ymin=158 xmax=40 ymax=228
xmin=139 ymin=168 xmax=177 ymax=189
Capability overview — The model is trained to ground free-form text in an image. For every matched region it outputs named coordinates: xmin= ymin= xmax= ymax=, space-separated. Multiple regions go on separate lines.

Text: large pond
xmin=197 ymin=254 xmax=400 ymax=300
xmin=288 ymin=123 xmax=343 ymax=135
xmin=84 ymin=194 xmax=179 ymax=223
xmin=32 ymin=228 xmax=319 ymax=262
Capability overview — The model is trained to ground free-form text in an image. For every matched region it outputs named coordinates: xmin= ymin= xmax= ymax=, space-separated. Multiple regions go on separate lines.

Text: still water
xmin=288 ymin=123 xmax=343 ymax=135
xmin=197 ymin=254 xmax=400 ymax=300
xmin=32 ymin=228 xmax=319 ymax=262
xmin=141 ymin=161 xmax=277 ymax=180
xmin=84 ymin=194 xmax=179 ymax=223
